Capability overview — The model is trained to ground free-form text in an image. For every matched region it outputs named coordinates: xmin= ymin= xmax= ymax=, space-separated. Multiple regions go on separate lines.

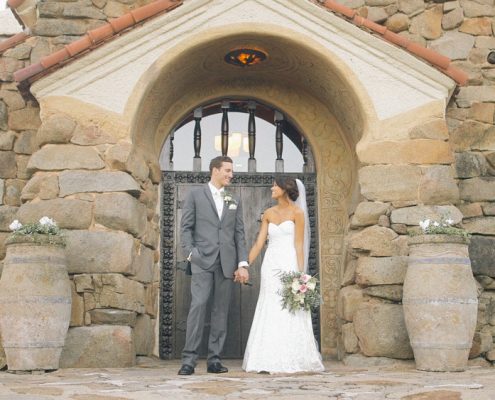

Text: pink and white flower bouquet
xmin=277 ymin=271 xmax=321 ymax=314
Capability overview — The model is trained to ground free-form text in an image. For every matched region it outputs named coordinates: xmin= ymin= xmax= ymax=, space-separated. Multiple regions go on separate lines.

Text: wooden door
xmin=159 ymin=172 xmax=318 ymax=359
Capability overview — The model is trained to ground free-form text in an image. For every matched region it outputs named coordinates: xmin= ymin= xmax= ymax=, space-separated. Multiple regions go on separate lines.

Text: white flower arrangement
xmin=221 ymin=191 xmax=237 ymax=209
xmin=277 ymin=271 xmax=321 ymax=314
xmin=8 ymin=216 xmax=65 ymax=245
xmin=417 ymin=214 xmax=469 ymax=239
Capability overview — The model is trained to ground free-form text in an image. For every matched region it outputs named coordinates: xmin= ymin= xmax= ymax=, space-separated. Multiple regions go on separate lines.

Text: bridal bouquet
xmin=277 ymin=271 xmax=321 ymax=314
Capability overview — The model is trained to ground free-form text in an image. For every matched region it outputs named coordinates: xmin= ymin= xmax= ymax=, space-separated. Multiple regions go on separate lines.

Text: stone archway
xmin=22 ymin=0 xmax=458 ymax=365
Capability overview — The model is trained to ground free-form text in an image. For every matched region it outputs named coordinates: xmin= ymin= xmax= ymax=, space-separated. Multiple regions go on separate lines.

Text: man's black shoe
xmin=178 ymin=365 xmax=194 ymax=375
xmin=207 ymin=362 xmax=228 ymax=373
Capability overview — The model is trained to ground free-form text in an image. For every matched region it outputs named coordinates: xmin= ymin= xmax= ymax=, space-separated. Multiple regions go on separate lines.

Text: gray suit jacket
xmin=180 ymin=184 xmax=248 ymax=279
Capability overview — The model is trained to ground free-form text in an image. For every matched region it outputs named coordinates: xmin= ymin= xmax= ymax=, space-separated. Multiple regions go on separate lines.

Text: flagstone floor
xmin=0 ymin=358 xmax=494 ymax=399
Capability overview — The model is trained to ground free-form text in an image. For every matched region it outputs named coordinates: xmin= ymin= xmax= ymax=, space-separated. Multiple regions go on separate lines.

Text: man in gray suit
xmin=178 ymin=156 xmax=249 ymax=375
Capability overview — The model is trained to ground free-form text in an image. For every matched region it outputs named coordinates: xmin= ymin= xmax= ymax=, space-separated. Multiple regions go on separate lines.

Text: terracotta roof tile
xmin=0 ymin=29 xmax=30 ymax=55
xmin=10 ymin=0 xmax=468 ymax=86
xmin=319 ymin=0 xmax=468 ymax=85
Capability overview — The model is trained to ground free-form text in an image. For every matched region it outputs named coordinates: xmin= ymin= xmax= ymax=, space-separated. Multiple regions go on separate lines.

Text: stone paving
xmin=0 ymin=358 xmax=494 ymax=399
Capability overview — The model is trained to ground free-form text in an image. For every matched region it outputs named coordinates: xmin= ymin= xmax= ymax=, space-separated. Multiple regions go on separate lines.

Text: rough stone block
xmin=390 ymin=205 xmax=463 ymax=226
xmin=142 ymin=221 xmax=159 ymax=250
xmin=73 ymin=274 xmax=94 ymax=293
xmin=408 ymin=119 xmax=449 ymax=140
xmin=356 ymin=256 xmax=408 ymax=286
xmin=0 ymin=90 xmax=24 ymax=111
xmin=358 ymin=140 xmax=454 ymax=165
xmin=469 ymin=331 xmax=493 ymax=358
xmin=463 ymin=217 xmax=495 ymax=235
xmin=385 ymin=13 xmax=410 ymax=32
xmin=105 ymin=142 xmax=131 ymax=171
xmin=8 ymin=107 xmax=41 ymax=130
xmin=0 ymin=205 xmax=18 ymax=232
xmin=359 ymin=165 xmax=421 ymax=203
xmin=354 ymin=303 xmax=413 ymax=359
xmin=71 ymin=124 xmax=118 ymax=146
xmin=94 ymin=192 xmax=146 ymax=238
xmin=15 ymin=154 xmax=32 ymax=180
xmin=4 ymin=179 xmax=24 ymax=206
xmin=60 ymin=325 xmax=135 ymax=368
xmin=459 ymin=203 xmax=483 ymax=218
xmin=342 ymin=323 xmax=359 ymax=353
xmin=456 ymin=86 xmax=495 ymax=107
xmin=130 ymin=245 xmax=154 ymax=284
xmin=13 ymin=131 xmax=37 ymax=155
xmin=432 ymin=31 xmax=474 ymax=61
xmin=441 ymin=7 xmax=464 ymax=30
xmin=342 ymin=258 xmax=357 ymax=287
xmin=0 ymin=179 xmax=3 ymax=205
xmin=70 ymin=281 xmax=84 ymax=327
xmin=59 ymin=170 xmax=140 ymax=197
xmin=351 ymin=201 xmax=389 ymax=228
xmin=21 ymin=173 xmax=59 ymax=201
xmin=84 ymin=274 xmax=145 ymax=313
xmin=37 ymin=114 xmax=76 ymax=146
xmin=18 ymin=198 xmax=92 ymax=229
xmin=145 ymin=282 xmax=159 ymax=318
xmin=470 ymin=236 xmax=495 ymax=277
xmin=418 ymin=166 xmax=459 ymax=205
xmin=455 ymin=152 xmax=487 ymax=178
xmin=461 ymin=0 xmax=495 ymax=17
xmin=27 ymin=144 xmax=105 ymax=172
xmin=469 ymin=102 xmax=495 ymax=124
xmin=33 ymin=18 xmax=104 ymax=36
xmin=337 ymin=285 xmax=364 ymax=322
xmin=0 ymin=57 xmax=24 ymax=82
xmin=460 ymin=177 xmax=495 ymax=202
xmin=460 ymin=17 xmax=493 ymax=35
xmin=482 ymin=203 xmax=495 ymax=216
xmin=411 ymin=4 xmax=442 ymax=39
xmin=350 ymin=226 xmax=400 ymax=256
xmin=0 ymin=131 xmax=16 ymax=150
xmin=0 ymin=151 xmax=16 ymax=178
xmin=89 ymin=309 xmax=137 ymax=326
xmin=363 ymin=285 xmax=403 ymax=302
xmin=65 ymin=230 xmax=136 ymax=274
xmin=398 ymin=0 xmax=424 ymax=15
xmin=134 ymin=314 xmax=153 ymax=356
xmin=451 ymin=121 xmax=495 ymax=151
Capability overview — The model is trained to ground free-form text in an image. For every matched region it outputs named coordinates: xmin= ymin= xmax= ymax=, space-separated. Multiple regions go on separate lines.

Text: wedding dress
xmin=242 ymin=220 xmax=324 ymax=373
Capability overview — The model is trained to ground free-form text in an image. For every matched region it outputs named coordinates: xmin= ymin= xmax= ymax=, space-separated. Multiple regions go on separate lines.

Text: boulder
xmin=337 ymin=285 xmax=364 ymax=322
xmin=8 ymin=107 xmax=41 ymax=130
xmin=94 ymin=192 xmax=147 ymax=238
xmin=65 ymin=230 xmax=136 ymax=275
xmin=456 ymin=86 xmax=495 ymax=108
xmin=3 ymin=179 xmax=24 ymax=206
xmin=37 ymin=114 xmax=76 ymax=146
xmin=386 ymin=13 xmax=410 ymax=32
xmin=21 ymin=173 xmax=59 ymax=201
xmin=469 ymin=102 xmax=495 ymax=124
xmin=351 ymin=201 xmax=389 ymax=227
xmin=89 ymin=309 xmax=137 ymax=326
xmin=71 ymin=124 xmax=118 ymax=146
xmin=408 ymin=120 xmax=448 ymax=140
xmin=463 ymin=217 xmax=495 ymax=235
xmin=0 ymin=179 xmax=3 ymax=205
xmin=390 ymin=205 xmax=463 ymax=226
xmin=430 ymin=31 xmax=474 ymax=60
xmin=460 ymin=177 xmax=495 ymax=202
xmin=59 ymin=170 xmax=140 ymax=197
xmin=469 ymin=236 xmax=495 ymax=277
xmin=469 ymin=331 xmax=493 ymax=358
xmin=362 ymin=285 xmax=403 ymax=302
xmin=455 ymin=152 xmax=487 ymax=178
xmin=13 ymin=131 xmax=38 ymax=155
xmin=0 ymin=151 xmax=16 ymax=178
xmin=451 ymin=121 xmax=495 ymax=152
xmin=459 ymin=17 xmax=493 ymax=35
xmin=359 ymin=165 xmax=421 ymax=203
xmin=441 ymin=8 xmax=464 ymax=30
xmin=398 ymin=0 xmax=424 ymax=15
xmin=0 ymin=205 xmax=18 ymax=232
xmin=418 ymin=166 xmax=459 ymax=205
xmin=461 ymin=0 xmax=495 ymax=17
xmin=27 ymin=144 xmax=105 ymax=171
xmin=0 ymin=131 xmax=16 ymax=151
xmin=350 ymin=226 xmax=400 ymax=256
xmin=134 ymin=313 xmax=153 ymax=356
xmin=342 ymin=323 xmax=359 ymax=353
xmin=459 ymin=203 xmax=483 ymax=218
xmin=412 ymin=4 xmax=443 ymax=39
xmin=17 ymin=198 xmax=92 ymax=229
xmin=60 ymin=325 xmax=135 ymax=367
xmin=70 ymin=281 xmax=84 ymax=327
xmin=356 ymin=256 xmax=408 ymax=286
xmin=130 ymin=245 xmax=154 ymax=284
xmin=354 ymin=303 xmax=413 ymax=359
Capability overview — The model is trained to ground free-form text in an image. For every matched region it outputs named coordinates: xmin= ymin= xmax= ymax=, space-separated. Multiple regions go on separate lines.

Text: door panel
xmin=159 ymin=172 xmax=318 ymax=359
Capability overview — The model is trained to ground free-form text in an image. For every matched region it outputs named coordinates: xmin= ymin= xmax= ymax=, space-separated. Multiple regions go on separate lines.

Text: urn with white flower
xmin=403 ymin=216 xmax=477 ymax=372
xmin=0 ymin=217 xmax=71 ymax=372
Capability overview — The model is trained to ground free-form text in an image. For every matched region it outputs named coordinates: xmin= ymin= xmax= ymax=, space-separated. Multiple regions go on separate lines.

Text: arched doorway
xmin=158 ymin=99 xmax=319 ymax=359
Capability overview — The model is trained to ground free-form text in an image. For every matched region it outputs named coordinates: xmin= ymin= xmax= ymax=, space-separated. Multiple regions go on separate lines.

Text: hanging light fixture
xmin=224 ymin=47 xmax=268 ymax=67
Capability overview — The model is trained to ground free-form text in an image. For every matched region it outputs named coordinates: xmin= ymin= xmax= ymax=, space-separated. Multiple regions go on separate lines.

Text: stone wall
xmin=337 ymin=0 xmax=495 ymax=365
xmin=1 ymin=0 xmax=495 ymax=367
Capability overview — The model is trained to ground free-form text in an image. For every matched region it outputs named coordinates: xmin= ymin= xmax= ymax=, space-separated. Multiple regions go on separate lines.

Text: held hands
xmin=234 ymin=267 xmax=250 ymax=285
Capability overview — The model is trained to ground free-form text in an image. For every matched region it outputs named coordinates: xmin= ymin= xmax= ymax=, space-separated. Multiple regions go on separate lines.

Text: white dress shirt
xmin=208 ymin=182 xmax=224 ymax=218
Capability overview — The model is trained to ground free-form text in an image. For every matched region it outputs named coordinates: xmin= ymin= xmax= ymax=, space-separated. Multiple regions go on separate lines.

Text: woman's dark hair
xmin=274 ymin=176 xmax=299 ymax=201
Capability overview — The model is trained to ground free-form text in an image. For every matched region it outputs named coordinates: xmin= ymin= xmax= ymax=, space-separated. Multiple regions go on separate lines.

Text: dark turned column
xmin=221 ymin=101 xmax=229 ymax=156
xmin=168 ymin=131 xmax=174 ymax=171
xmin=274 ymin=111 xmax=284 ymax=172
xmin=193 ymin=108 xmax=202 ymax=172
xmin=248 ymin=101 xmax=256 ymax=172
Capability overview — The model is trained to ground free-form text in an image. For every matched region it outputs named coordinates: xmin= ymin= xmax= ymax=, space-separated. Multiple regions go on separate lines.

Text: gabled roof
xmin=8 ymin=0 xmax=468 ymax=86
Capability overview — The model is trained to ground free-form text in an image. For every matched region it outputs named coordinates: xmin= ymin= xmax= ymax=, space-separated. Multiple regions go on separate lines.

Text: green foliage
xmin=8 ymin=218 xmax=66 ymax=246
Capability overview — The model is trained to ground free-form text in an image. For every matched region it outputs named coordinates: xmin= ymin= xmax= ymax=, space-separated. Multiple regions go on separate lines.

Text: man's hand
xmin=234 ymin=267 xmax=249 ymax=284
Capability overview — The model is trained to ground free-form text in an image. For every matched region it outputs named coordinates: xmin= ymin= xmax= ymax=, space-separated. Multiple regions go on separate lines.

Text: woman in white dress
xmin=242 ymin=176 xmax=324 ymax=374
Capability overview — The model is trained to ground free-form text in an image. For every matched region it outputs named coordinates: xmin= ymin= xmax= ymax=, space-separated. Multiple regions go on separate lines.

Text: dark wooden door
xmin=159 ymin=172 xmax=318 ymax=359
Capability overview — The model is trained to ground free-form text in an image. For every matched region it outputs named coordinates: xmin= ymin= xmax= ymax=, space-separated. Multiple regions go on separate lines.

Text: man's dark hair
xmin=209 ymin=156 xmax=233 ymax=174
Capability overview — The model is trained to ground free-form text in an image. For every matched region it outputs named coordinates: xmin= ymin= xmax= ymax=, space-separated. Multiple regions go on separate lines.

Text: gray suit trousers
xmin=181 ymin=256 xmax=233 ymax=367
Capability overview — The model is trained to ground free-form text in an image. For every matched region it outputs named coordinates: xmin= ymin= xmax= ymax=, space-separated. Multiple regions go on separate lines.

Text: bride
xmin=242 ymin=176 xmax=324 ymax=374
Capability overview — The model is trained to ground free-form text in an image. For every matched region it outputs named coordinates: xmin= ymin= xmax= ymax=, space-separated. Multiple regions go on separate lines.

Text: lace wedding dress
xmin=242 ymin=220 xmax=324 ymax=373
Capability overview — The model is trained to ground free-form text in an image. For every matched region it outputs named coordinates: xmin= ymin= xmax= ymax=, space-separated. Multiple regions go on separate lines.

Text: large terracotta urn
xmin=0 ymin=235 xmax=71 ymax=371
xmin=403 ymin=234 xmax=478 ymax=372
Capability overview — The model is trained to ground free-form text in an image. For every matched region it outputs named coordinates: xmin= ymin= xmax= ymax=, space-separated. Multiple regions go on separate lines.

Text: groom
xmin=178 ymin=156 xmax=250 ymax=375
